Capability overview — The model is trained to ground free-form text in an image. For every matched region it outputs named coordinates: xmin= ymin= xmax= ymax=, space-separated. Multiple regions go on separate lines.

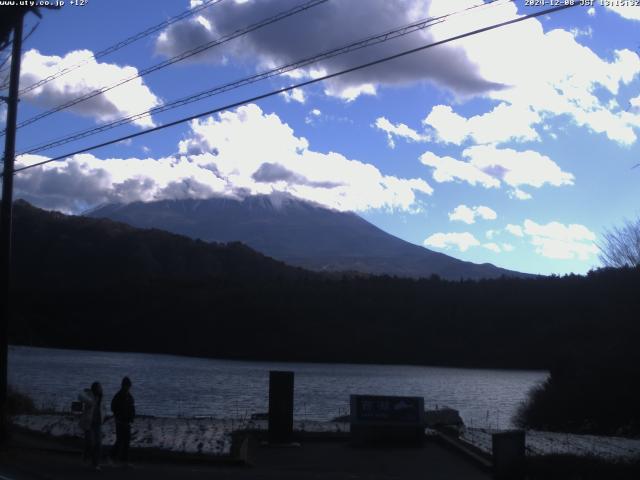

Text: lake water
xmin=9 ymin=345 xmax=547 ymax=428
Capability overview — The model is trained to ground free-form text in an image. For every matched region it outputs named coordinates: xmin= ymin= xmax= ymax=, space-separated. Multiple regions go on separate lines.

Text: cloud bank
xmin=15 ymin=104 xmax=432 ymax=214
xmin=155 ymin=0 xmax=504 ymax=101
xmin=374 ymin=2 xmax=640 ymax=149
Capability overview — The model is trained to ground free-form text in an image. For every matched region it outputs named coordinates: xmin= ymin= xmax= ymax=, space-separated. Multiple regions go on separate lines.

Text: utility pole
xmin=0 ymin=9 xmax=24 ymax=446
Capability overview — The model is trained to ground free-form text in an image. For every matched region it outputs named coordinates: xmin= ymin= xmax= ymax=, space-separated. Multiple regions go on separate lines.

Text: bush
xmin=514 ymin=350 xmax=640 ymax=435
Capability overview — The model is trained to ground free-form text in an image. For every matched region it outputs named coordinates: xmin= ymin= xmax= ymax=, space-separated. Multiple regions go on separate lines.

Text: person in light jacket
xmin=78 ymin=382 xmax=106 ymax=470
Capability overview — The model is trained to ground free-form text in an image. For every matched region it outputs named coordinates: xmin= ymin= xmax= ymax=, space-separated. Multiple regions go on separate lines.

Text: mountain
xmin=87 ymin=195 xmax=526 ymax=280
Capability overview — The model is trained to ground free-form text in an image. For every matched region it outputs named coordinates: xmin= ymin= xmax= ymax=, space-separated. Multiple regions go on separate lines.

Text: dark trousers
xmin=111 ymin=421 xmax=131 ymax=462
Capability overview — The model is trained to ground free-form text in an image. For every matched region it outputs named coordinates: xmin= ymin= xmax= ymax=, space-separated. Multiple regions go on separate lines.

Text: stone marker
xmin=492 ymin=430 xmax=525 ymax=479
xmin=268 ymin=370 xmax=294 ymax=444
xmin=423 ymin=407 xmax=464 ymax=429
xmin=350 ymin=394 xmax=424 ymax=445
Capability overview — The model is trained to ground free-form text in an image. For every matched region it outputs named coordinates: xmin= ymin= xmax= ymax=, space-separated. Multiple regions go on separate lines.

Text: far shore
xmin=8 ymin=344 xmax=550 ymax=373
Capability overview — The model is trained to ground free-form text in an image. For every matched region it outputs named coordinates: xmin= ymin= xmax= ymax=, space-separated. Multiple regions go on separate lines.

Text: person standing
xmin=110 ymin=376 xmax=135 ymax=466
xmin=78 ymin=382 xmax=106 ymax=471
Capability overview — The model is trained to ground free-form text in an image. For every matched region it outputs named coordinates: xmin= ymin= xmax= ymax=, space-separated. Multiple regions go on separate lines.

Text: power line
xmin=18 ymin=0 xmax=511 ymax=156
xmin=10 ymin=3 xmax=578 ymax=176
xmin=0 ymin=0 xmax=227 ymax=94
xmin=2 ymin=0 xmax=329 ymax=136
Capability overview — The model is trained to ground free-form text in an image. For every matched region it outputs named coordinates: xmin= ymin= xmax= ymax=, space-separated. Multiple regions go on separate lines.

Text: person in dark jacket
xmin=110 ymin=376 xmax=135 ymax=466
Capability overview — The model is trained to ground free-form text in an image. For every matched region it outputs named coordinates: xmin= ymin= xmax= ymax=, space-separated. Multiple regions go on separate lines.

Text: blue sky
xmin=3 ymin=0 xmax=640 ymax=275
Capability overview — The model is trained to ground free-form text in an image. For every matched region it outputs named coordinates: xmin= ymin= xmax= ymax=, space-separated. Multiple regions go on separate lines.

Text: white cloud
xmin=448 ymin=204 xmax=497 ymax=224
xmin=20 ymin=49 xmax=161 ymax=127
xmin=448 ymin=205 xmax=475 ymax=224
xmin=16 ymin=104 xmax=433 ymax=214
xmin=475 ymin=206 xmax=497 ymax=221
xmin=606 ymin=5 xmax=640 ymax=21
xmin=374 ymin=117 xmax=429 ymax=148
xmin=505 ymin=224 xmax=524 ymax=237
xmin=420 ymin=151 xmax=499 ymax=188
xmin=304 ymin=108 xmax=321 ymax=125
xmin=501 ymin=243 xmax=515 ymax=252
xmin=483 ymin=242 xmax=501 ymax=253
xmin=526 ymin=220 xmax=598 ymax=260
xmin=467 ymin=145 xmax=574 ymax=189
xmin=569 ymin=26 xmax=593 ymax=39
xmin=427 ymin=2 xmax=640 ymax=146
xmin=14 ymin=152 xmax=226 ymax=214
xmin=587 ymin=7 xmax=595 ymax=17
xmin=280 ymin=88 xmax=306 ymax=104
xmin=327 ymin=83 xmax=377 ymax=102
xmin=503 ymin=219 xmax=596 ymax=260
xmin=510 ymin=188 xmax=533 ymax=201
xmin=420 ymin=145 xmax=573 ymax=199
xmin=194 ymin=15 xmax=213 ymax=32
xmin=423 ymin=232 xmax=480 ymax=252
xmin=514 ymin=219 xmax=598 ymax=260
xmin=424 ymin=103 xmax=541 ymax=146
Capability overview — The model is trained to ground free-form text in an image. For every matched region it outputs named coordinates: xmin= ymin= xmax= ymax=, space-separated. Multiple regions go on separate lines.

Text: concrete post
xmin=268 ymin=370 xmax=294 ymax=444
xmin=492 ymin=430 xmax=526 ymax=479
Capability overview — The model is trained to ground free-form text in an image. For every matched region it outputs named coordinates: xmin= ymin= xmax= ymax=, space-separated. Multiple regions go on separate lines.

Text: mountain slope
xmin=88 ymin=195 xmax=526 ymax=280
xmin=11 ymin=199 xmax=305 ymax=289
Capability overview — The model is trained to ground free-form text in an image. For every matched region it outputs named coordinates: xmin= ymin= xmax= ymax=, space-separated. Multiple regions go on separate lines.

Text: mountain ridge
xmin=88 ymin=195 xmax=529 ymax=280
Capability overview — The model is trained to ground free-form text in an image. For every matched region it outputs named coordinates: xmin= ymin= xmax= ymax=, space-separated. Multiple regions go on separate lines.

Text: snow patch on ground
xmin=12 ymin=414 xmax=350 ymax=456
xmin=462 ymin=427 xmax=640 ymax=461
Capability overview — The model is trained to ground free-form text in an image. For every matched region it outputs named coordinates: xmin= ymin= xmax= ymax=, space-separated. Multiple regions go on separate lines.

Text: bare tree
xmin=598 ymin=217 xmax=640 ymax=268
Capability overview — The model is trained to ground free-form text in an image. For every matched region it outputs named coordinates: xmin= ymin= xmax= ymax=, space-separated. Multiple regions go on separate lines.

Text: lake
xmin=9 ymin=345 xmax=547 ymax=428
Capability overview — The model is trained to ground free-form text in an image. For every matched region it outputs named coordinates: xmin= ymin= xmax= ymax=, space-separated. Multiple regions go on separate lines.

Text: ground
xmin=0 ymin=428 xmax=491 ymax=480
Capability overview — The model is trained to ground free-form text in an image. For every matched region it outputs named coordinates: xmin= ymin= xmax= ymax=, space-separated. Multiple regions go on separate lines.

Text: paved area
xmin=0 ymin=431 xmax=491 ymax=480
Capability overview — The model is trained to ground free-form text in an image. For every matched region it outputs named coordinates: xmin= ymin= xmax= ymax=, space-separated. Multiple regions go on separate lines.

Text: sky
xmin=2 ymin=0 xmax=640 ymax=276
